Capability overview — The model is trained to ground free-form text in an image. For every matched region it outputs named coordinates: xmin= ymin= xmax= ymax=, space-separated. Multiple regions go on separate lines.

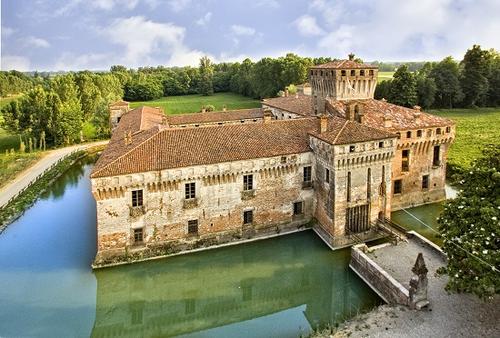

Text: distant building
xmin=91 ymin=57 xmax=454 ymax=268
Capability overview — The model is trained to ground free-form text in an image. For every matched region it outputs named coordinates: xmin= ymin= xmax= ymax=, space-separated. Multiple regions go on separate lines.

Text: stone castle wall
xmin=391 ymin=126 xmax=455 ymax=210
xmin=92 ymin=152 xmax=315 ymax=266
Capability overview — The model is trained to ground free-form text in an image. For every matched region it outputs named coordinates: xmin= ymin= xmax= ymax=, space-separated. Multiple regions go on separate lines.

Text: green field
xmin=377 ymin=71 xmax=394 ymax=83
xmin=129 ymin=92 xmax=261 ymax=115
xmin=430 ymin=108 xmax=500 ymax=169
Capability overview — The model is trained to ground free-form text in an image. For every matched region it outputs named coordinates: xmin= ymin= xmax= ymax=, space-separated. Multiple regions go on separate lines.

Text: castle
xmin=91 ymin=57 xmax=454 ymax=268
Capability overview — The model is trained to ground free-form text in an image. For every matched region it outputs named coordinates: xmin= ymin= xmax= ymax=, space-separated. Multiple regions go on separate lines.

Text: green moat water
xmin=0 ymin=157 xmax=384 ymax=337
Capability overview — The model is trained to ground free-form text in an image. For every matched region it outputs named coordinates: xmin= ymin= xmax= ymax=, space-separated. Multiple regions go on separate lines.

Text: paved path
xmin=0 ymin=140 xmax=108 ymax=208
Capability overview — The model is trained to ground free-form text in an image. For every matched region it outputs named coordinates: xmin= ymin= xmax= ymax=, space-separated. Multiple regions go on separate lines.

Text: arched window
xmin=360 ymin=70 xmax=365 ymax=76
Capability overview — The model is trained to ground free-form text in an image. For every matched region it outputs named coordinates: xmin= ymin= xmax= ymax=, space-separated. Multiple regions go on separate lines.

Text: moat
xmin=0 ymin=157 xmax=446 ymax=337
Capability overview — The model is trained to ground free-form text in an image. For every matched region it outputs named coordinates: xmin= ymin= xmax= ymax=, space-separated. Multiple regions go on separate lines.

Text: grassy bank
xmin=377 ymin=71 xmax=394 ymax=83
xmin=129 ymin=92 xmax=261 ymax=114
xmin=430 ymin=108 xmax=500 ymax=172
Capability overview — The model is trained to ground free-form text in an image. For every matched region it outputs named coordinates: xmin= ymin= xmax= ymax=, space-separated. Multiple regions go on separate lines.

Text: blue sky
xmin=1 ymin=0 xmax=499 ymax=71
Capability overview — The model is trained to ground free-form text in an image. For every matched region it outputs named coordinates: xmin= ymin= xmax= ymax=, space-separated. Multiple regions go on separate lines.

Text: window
xmin=369 ymin=70 xmax=374 ymax=76
xmin=436 ymin=128 xmax=441 ymax=135
xmin=422 ymin=175 xmax=429 ymax=189
xmin=446 ymin=126 xmax=451 ymax=133
xmin=325 ymin=168 xmax=330 ymax=183
xmin=396 ymin=132 xmax=401 ymax=139
xmin=402 ymin=149 xmax=410 ymax=172
xmin=433 ymin=145 xmax=440 ymax=166
xmin=281 ymin=156 xmax=287 ymax=163
xmin=194 ymin=124 xmax=200 ymax=127
xmin=406 ymin=131 xmax=412 ymax=138
xmin=243 ymin=174 xmax=253 ymax=191
xmin=218 ymin=122 xmax=223 ymax=126
xmin=132 ymin=190 xmax=143 ymax=207
xmin=134 ymin=228 xmax=143 ymax=243
xmin=393 ymin=179 xmax=402 ymax=194
xmin=360 ymin=69 xmax=365 ymax=76
xmin=347 ymin=171 xmax=351 ymax=202
xmin=185 ymin=183 xmax=195 ymax=199
xmin=303 ymin=166 xmax=312 ymax=182
xmin=117 ymin=116 xmax=121 ymax=123
xmin=417 ymin=130 xmax=423 ymax=137
xmin=379 ymin=141 xmax=384 ymax=148
xmin=188 ymin=220 xmax=198 ymax=234
xmin=341 ymin=70 xmax=346 ymax=76
xmin=243 ymin=210 xmax=253 ymax=224
xmin=293 ymin=201 xmax=303 ymax=215
xmin=367 ymin=168 xmax=371 ymax=199
xmin=350 ymin=70 xmax=356 ymax=76
xmin=349 ymin=145 xmax=355 ymax=153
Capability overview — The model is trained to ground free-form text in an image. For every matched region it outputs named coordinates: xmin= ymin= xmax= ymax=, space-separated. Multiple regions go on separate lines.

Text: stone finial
xmin=413 ymin=111 xmax=421 ymax=123
xmin=413 ymin=105 xmax=421 ymax=111
xmin=412 ymin=252 xmax=428 ymax=276
xmin=409 ymin=252 xmax=429 ymax=310
xmin=124 ymin=131 xmax=132 ymax=145
xmin=285 ymin=89 xmax=289 ymax=97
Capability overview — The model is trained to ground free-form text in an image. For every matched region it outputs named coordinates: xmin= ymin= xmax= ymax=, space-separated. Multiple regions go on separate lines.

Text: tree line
xmin=376 ymin=45 xmax=500 ymax=109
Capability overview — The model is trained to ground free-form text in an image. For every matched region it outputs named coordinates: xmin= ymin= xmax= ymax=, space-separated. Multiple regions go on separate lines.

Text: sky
xmin=1 ymin=0 xmax=499 ymax=71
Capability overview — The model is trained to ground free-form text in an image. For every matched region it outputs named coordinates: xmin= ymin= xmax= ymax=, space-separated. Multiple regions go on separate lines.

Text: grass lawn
xmin=430 ymin=107 xmax=500 ymax=169
xmin=377 ymin=71 xmax=394 ymax=83
xmin=0 ymin=152 xmax=43 ymax=189
xmin=129 ymin=92 xmax=261 ymax=115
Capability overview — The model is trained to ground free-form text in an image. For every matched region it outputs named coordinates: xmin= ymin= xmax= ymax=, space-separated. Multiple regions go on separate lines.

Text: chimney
xmin=384 ymin=115 xmax=393 ymax=128
xmin=413 ymin=111 xmax=421 ymax=123
xmin=124 ymin=131 xmax=132 ymax=145
xmin=263 ymin=109 xmax=273 ymax=123
xmin=285 ymin=89 xmax=289 ymax=97
xmin=320 ymin=114 xmax=328 ymax=133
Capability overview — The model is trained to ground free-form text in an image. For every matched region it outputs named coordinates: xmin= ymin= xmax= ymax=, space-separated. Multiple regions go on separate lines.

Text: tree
xmin=124 ymin=76 xmax=163 ymax=101
xmin=198 ymin=56 xmax=214 ymax=96
xmin=460 ymin=45 xmax=490 ymax=107
xmin=429 ymin=57 xmax=463 ymax=108
xmin=389 ymin=65 xmax=417 ymax=107
xmin=485 ymin=49 xmax=500 ymax=106
xmin=438 ymin=144 xmax=500 ymax=300
xmin=374 ymin=80 xmax=392 ymax=100
xmin=416 ymin=75 xmax=437 ymax=109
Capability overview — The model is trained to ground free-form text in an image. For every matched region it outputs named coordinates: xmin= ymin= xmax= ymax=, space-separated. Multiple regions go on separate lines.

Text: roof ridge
xmin=333 ymin=119 xmax=349 ymax=143
xmin=92 ymin=126 xmax=161 ymax=178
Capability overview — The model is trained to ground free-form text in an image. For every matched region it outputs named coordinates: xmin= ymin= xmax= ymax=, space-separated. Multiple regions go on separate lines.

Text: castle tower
xmin=310 ymin=54 xmax=378 ymax=106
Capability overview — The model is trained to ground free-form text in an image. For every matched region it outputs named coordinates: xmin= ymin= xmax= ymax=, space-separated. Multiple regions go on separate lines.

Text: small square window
xmin=396 ymin=132 xmax=401 ymax=139
xmin=436 ymin=128 xmax=442 ymax=135
xmin=243 ymin=174 xmax=253 ymax=191
xmin=417 ymin=130 xmax=423 ymax=137
xmin=134 ymin=228 xmax=143 ymax=243
xmin=393 ymin=179 xmax=402 ymax=194
xmin=350 ymin=70 xmax=356 ymax=76
xmin=341 ymin=70 xmax=346 ymax=76
xmin=446 ymin=126 xmax=451 ymax=133
xmin=369 ymin=70 xmax=374 ymax=76
xmin=406 ymin=131 xmax=412 ymax=138
xmin=379 ymin=141 xmax=384 ymax=148
xmin=188 ymin=220 xmax=198 ymax=234
xmin=360 ymin=70 xmax=365 ymax=76
xmin=349 ymin=145 xmax=355 ymax=153
xmin=243 ymin=210 xmax=253 ymax=224
xmin=325 ymin=168 xmax=330 ymax=183
xmin=185 ymin=183 xmax=196 ymax=199
xmin=132 ymin=190 xmax=143 ymax=207
xmin=281 ymin=156 xmax=287 ymax=164
xmin=293 ymin=201 xmax=303 ymax=215
xmin=194 ymin=124 xmax=200 ymax=127
xmin=422 ymin=175 xmax=429 ymax=190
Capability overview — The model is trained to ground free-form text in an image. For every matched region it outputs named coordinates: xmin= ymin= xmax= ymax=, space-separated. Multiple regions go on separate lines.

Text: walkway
xmin=0 ymin=140 xmax=108 ymax=209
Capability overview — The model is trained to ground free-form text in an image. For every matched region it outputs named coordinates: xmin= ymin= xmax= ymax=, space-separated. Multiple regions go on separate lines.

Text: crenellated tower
xmin=310 ymin=55 xmax=378 ymax=114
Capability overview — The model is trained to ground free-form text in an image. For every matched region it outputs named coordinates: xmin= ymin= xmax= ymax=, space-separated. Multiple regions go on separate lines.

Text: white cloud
xmin=103 ymin=16 xmax=208 ymax=67
xmin=25 ymin=36 xmax=50 ymax=48
xmin=1 ymin=55 xmax=31 ymax=71
xmin=168 ymin=0 xmax=191 ymax=12
xmin=294 ymin=15 xmax=324 ymax=36
xmin=196 ymin=12 xmax=212 ymax=26
xmin=2 ymin=26 xmax=15 ymax=38
xmin=231 ymin=25 xmax=256 ymax=36
xmin=312 ymin=0 xmax=500 ymax=61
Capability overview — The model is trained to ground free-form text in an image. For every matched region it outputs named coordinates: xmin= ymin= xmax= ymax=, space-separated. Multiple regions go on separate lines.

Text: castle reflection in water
xmin=91 ymin=231 xmax=381 ymax=337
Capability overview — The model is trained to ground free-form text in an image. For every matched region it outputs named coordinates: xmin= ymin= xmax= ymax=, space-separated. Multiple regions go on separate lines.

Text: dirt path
xmin=0 ymin=141 xmax=108 ymax=208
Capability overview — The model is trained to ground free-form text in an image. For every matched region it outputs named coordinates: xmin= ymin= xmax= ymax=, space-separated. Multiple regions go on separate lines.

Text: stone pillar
xmin=409 ymin=252 xmax=429 ymax=310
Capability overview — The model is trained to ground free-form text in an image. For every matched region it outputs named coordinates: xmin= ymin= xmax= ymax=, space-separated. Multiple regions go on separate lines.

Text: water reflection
xmin=92 ymin=232 xmax=381 ymax=338
xmin=392 ymin=203 xmax=443 ymax=245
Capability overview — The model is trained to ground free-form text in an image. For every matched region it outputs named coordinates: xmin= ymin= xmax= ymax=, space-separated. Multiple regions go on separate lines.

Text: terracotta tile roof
xmin=167 ymin=108 xmax=263 ymax=125
xmin=327 ymin=99 xmax=455 ymax=131
xmin=309 ymin=116 xmax=396 ymax=145
xmin=110 ymin=106 xmax=163 ymax=141
xmin=311 ymin=60 xmax=378 ymax=69
xmin=262 ymin=95 xmax=314 ymax=116
xmin=92 ymin=118 xmax=320 ymax=178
